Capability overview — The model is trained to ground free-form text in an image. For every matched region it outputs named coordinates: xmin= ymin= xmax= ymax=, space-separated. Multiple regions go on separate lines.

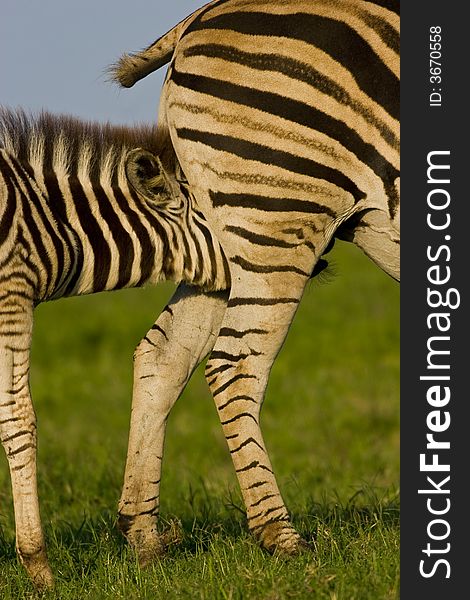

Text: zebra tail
xmin=110 ymin=10 xmax=199 ymax=88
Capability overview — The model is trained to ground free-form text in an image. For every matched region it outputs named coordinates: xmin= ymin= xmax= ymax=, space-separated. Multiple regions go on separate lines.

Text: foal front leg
xmin=118 ymin=284 xmax=228 ymax=564
xmin=0 ymin=298 xmax=53 ymax=588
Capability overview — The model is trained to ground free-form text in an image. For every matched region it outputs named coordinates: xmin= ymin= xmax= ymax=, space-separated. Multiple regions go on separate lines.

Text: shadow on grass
xmin=0 ymin=483 xmax=399 ymax=581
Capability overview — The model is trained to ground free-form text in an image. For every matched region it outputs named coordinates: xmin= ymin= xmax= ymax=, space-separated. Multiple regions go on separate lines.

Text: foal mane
xmin=0 ymin=108 xmax=169 ymax=183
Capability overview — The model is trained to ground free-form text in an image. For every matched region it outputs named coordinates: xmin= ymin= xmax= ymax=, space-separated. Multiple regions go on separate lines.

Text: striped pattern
xmin=113 ymin=0 xmax=400 ymax=560
xmin=0 ymin=110 xmax=230 ymax=300
xmin=0 ymin=109 xmax=229 ymax=587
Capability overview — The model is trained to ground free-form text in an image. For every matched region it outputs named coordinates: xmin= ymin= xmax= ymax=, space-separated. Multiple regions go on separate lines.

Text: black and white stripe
xmin=0 ymin=108 xmax=229 ymax=587
xmin=112 ymin=0 xmax=400 ymax=562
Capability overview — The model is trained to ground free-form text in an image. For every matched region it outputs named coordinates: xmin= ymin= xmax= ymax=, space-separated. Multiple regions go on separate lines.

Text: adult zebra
xmin=112 ymin=0 xmax=399 ymax=563
xmin=0 ymin=108 xmax=230 ymax=588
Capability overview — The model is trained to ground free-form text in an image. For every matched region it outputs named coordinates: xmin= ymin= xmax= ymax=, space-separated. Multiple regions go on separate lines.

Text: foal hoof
xmin=135 ymin=538 xmax=167 ymax=567
xmin=124 ymin=519 xmax=183 ymax=567
xmin=21 ymin=551 xmax=54 ymax=590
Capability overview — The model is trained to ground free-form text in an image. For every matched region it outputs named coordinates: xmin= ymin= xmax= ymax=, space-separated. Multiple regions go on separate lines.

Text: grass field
xmin=0 ymin=241 xmax=399 ymax=599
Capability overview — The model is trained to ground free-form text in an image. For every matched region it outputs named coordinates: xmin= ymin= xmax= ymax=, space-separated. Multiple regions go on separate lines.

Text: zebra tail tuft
xmin=108 ymin=17 xmax=193 ymax=88
xmin=106 ymin=51 xmax=168 ymax=88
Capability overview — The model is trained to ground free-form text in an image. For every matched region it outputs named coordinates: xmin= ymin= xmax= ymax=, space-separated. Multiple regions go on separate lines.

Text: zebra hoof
xmin=275 ymin=537 xmax=314 ymax=556
xmin=256 ymin=522 xmax=310 ymax=556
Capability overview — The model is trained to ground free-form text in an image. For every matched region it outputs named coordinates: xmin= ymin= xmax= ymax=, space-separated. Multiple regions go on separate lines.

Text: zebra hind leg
xmin=0 ymin=297 xmax=54 ymax=589
xmin=205 ymin=272 xmax=314 ymax=555
xmin=118 ymin=284 xmax=228 ymax=564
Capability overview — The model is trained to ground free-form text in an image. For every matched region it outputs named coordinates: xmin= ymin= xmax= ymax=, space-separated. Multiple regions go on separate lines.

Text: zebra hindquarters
xmin=0 ymin=294 xmax=54 ymax=589
xmin=155 ymin=0 xmax=399 ymax=551
xmin=161 ymin=73 xmax=363 ymax=553
xmin=118 ymin=284 xmax=229 ymax=564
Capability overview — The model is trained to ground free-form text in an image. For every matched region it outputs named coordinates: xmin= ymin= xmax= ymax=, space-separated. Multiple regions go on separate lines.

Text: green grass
xmin=0 ymin=241 xmax=399 ymax=599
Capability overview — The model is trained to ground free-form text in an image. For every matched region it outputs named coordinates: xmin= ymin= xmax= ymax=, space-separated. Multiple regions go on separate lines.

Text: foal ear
xmin=125 ymin=148 xmax=169 ymax=202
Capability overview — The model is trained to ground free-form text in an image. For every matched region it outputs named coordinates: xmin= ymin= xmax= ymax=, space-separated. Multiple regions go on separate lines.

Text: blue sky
xmin=1 ymin=0 xmax=206 ymax=124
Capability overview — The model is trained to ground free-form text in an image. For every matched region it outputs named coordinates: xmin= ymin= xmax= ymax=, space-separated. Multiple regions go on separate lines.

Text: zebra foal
xmin=111 ymin=0 xmax=399 ymax=562
xmin=0 ymin=108 xmax=229 ymax=587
